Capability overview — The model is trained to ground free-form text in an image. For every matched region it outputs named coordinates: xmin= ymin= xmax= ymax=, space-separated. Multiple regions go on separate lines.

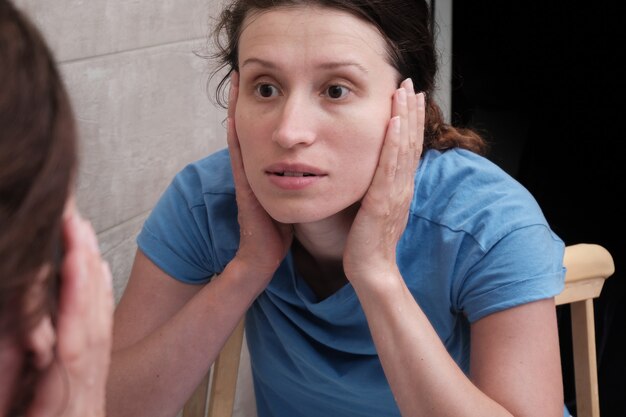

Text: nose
xmin=272 ymin=93 xmax=317 ymax=149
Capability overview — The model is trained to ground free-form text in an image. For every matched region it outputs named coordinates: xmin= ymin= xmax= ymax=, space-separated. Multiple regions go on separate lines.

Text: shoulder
xmin=404 ymin=149 xmax=565 ymax=322
xmin=138 ymin=148 xmax=239 ymax=281
xmin=411 ymin=148 xmax=551 ymax=250
xmin=171 ymin=148 xmax=234 ymax=208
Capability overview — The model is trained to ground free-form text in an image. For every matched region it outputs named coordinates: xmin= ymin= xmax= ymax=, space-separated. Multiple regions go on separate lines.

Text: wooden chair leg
xmin=207 ymin=318 xmax=246 ymax=417
xmin=570 ymin=299 xmax=600 ymax=417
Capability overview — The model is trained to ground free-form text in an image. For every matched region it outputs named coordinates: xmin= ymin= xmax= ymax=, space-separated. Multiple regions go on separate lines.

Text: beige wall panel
xmin=96 ymin=212 xmax=148 ymax=303
xmin=61 ymin=40 xmax=227 ymax=233
xmin=13 ymin=0 xmax=218 ymax=62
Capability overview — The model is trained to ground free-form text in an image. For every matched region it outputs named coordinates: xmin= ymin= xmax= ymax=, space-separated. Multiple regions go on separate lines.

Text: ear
xmin=25 ymin=314 xmax=56 ymax=369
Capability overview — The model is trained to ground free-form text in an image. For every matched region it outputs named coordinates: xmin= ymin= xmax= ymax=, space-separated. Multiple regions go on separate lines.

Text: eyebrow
xmin=240 ymin=57 xmax=369 ymax=74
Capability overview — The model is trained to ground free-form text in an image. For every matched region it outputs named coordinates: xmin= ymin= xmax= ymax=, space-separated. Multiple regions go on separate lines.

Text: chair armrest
xmin=555 ymin=244 xmax=615 ymax=306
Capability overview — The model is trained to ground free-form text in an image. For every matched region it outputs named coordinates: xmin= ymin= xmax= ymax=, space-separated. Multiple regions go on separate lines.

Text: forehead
xmin=238 ymin=6 xmax=390 ymax=67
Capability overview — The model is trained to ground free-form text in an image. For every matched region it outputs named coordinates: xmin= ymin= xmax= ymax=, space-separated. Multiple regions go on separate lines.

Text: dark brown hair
xmin=0 ymin=0 xmax=77 ymax=414
xmin=208 ymin=0 xmax=487 ymax=154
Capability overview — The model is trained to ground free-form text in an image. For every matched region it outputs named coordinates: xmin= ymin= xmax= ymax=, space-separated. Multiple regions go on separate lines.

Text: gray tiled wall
xmin=14 ymin=0 xmax=227 ymax=302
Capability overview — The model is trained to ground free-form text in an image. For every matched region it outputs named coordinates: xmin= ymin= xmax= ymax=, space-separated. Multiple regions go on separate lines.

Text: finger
xmin=414 ymin=92 xmax=426 ymax=172
xmin=396 ymin=81 xmax=410 ymax=186
xmin=62 ymin=207 xmax=80 ymax=255
xmin=62 ymin=193 xmax=76 ymax=221
xmin=59 ymin=211 xmax=86 ymax=316
xmin=226 ymin=71 xmax=250 ymax=191
xmin=226 ymin=116 xmax=248 ymax=190
xmin=401 ymin=78 xmax=418 ymax=169
xmin=228 ymin=71 xmax=239 ymax=120
xmin=86 ymin=257 xmax=114 ymax=357
xmin=62 ymin=208 xmax=99 ymax=257
xmin=83 ymin=229 xmax=113 ymax=335
xmin=368 ymin=110 xmax=401 ymax=197
xmin=57 ymin=217 xmax=97 ymax=355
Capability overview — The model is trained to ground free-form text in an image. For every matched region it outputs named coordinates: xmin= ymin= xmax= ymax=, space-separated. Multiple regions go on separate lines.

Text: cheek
xmin=338 ymin=113 xmax=388 ymax=167
xmin=234 ymin=107 xmax=260 ymax=168
xmin=333 ymin=126 xmax=386 ymax=196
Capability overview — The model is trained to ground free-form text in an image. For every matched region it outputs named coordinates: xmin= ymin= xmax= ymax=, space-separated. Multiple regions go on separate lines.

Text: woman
xmin=0 ymin=2 xmax=113 ymax=416
xmin=109 ymin=1 xmax=566 ymax=416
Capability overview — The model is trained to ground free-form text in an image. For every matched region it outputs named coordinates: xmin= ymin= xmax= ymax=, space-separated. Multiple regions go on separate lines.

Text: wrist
xmin=226 ymin=256 xmax=277 ymax=293
xmin=347 ymin=264 xmax=405 ymax=298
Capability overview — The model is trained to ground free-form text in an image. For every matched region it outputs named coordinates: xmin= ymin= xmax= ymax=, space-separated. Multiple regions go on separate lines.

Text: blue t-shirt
xmin=138 ymin=147 xmax=566 ymax=417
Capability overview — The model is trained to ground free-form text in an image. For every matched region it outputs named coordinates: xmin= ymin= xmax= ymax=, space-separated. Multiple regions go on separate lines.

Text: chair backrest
xmin=555 ymin=244 xmax=615 ymax=417
xmin=183 ymin=243 xmax=615 ymax=417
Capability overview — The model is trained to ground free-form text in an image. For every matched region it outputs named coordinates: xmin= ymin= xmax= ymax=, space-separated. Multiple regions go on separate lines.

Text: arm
xmin=106 ymin=250 xmax=267 ymax=417
xmin=345 ymin=79 xmax=563 ymax=416
xmin=354 ymin=276 xmax=562 ymax=417
xmin=107 ymin=72 xmax=292 ymax=417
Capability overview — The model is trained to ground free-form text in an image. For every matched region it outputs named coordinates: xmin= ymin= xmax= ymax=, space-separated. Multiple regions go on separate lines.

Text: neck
xmin=293 ymin=203 xmax=359 ymax=262
xmin=290 ymin=204 xmax=359 ymax=300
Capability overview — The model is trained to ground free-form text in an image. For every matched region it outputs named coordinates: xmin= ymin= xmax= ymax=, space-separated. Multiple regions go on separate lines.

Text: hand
xmin=26 ymin=205 xmax=113 ymax=417
xmin=343 ymin=78 xmax=425 ymax=283
xmin=227 ymin=72 xmax=293 ymax=279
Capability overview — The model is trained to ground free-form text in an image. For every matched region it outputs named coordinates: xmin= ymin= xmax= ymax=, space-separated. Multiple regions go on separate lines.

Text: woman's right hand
xmin=227 ymin=71 xmax=293 ymax=279
xmin=26 ymin=205 xmax=113 ymax=417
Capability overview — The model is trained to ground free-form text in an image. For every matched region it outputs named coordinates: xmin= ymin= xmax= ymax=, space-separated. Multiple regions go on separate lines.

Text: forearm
xmin=351 ymin=271 xmax=512 ymax=417
xmin=107 ymin=259 xmax=267 ymax=417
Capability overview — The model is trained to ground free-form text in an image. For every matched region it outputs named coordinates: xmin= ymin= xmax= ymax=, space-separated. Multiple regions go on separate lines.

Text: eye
xmin=255 ymin=83 xmax=279 ymax=98
xmin=324 ymin=85 xmax=350 ymax=100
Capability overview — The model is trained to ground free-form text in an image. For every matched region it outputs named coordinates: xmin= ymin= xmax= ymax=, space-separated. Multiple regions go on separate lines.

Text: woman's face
xmin=235 ymin=6 xmax=399 ymax=224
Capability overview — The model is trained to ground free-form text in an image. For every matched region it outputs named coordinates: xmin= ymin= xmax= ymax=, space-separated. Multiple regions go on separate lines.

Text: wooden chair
xmin=555 ymin=244 xmax=615 ymax=417
xmin=183 ymin=243 xmax=615 ymax=417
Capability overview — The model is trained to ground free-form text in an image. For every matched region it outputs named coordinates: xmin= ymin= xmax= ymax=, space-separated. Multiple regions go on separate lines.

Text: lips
xmin=265 ymin=163 xmax=326 ymax=177
xmin=264 ymin=163 xmax=327 ymax=190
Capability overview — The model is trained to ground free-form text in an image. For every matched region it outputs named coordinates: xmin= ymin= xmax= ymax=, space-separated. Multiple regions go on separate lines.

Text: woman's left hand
xmin=343 ymin=78 xmax=424 ymax=284
xmin=26 ymin=205 xmax=113 ymax=417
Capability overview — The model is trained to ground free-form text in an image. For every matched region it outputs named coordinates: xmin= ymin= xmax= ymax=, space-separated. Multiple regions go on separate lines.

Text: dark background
xmin=450 ymin=1 xmax=624 ymax=416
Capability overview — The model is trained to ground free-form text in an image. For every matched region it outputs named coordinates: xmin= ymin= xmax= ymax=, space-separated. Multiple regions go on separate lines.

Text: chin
xmin=262 ymin=200 xmax=360 ymax=225
xmin=265 ymin=206 xmax=327 ymax=224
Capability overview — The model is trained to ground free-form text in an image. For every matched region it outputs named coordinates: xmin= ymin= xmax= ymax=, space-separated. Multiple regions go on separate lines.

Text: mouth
xmin=265 ymin=163 xmax=326 ymax=178
xmin=265 ymin=164 xmax=325 ymax=190
xmin=273 ymin=171 xmax=317 ymax=177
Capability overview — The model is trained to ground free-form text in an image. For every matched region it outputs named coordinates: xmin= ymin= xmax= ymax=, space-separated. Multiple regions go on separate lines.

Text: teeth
xmin=282 ymin=171 xmax=313 ymax=177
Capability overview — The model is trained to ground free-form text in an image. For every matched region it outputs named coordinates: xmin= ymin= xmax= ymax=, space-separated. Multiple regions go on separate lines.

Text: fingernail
xmin=417 ymin=92 xmax=425 ymax=107
xmin=392 ymin=116 xmax=401 ymax=134
xmin=403 ymin=78 xmax=414 ymax=92
xmin=62 ymin=194 xmax=76 ymax=220
xmin=397 ymin=87 xmax=407 ymax=104
xmin=83 ymin=220 xmax=100 ymax=253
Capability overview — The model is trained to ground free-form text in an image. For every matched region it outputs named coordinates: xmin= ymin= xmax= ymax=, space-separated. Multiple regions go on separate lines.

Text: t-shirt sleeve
xmin=137 ymin=176 xmax=216 ymax=284
xmin=457 ymin=224 xmax=566 ymax=323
